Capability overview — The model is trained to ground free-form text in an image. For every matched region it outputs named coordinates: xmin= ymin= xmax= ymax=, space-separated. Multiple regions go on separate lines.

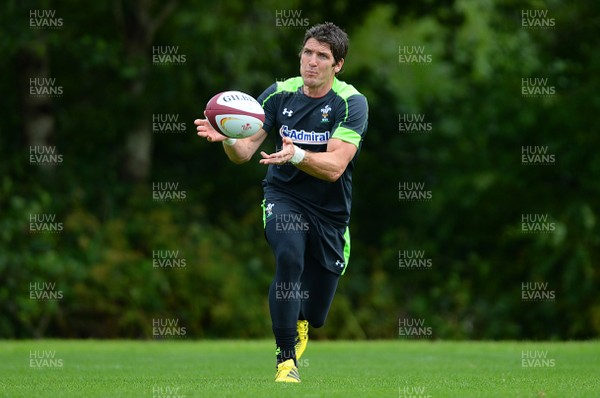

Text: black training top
xmin=257 ymin=76 xmax=368 ymax=227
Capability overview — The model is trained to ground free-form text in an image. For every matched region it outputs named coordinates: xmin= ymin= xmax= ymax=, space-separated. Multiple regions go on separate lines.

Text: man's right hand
xmin=195 ymin=118 xmax=228 ymax=143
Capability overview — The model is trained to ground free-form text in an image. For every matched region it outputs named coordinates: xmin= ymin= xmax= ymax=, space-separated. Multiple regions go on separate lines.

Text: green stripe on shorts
xmin=342 ymin=226 xmax=351 ymax=275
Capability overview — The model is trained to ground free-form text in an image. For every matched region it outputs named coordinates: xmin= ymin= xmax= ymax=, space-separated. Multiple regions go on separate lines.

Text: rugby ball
xmin=205 ymin=91 xmax=265 ymax=138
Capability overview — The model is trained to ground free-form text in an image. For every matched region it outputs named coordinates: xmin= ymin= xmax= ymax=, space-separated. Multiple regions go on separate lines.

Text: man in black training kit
xmin=195 ymin=22 xmax=368 ymax=383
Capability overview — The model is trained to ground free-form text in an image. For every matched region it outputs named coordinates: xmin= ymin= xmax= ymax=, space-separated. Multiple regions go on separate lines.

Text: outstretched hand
xmin=195 ymin=117 xmax=228 ymax=143
xmin=259 ymin=137 xmax=297 ymax=165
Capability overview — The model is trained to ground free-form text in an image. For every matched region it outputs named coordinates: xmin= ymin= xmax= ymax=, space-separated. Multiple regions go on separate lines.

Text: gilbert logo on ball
xmin=205 ymin=91 xmax=265 ymax=138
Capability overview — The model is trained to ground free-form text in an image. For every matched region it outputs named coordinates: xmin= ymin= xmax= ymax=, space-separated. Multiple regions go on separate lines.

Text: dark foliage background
xmin=1 ymin=0 xmax=598 ymax=339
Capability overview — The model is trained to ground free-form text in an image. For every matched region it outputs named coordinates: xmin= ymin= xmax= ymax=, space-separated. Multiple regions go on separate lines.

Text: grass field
xmin=1 ymin=340 xmax=598 ymax=397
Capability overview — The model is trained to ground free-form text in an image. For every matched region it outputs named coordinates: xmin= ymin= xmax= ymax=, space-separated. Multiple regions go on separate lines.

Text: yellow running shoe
xmin=275 ymin=359 xmax=301 ymax=383
xmin=295 ymin=320 xmax=309 ymax=360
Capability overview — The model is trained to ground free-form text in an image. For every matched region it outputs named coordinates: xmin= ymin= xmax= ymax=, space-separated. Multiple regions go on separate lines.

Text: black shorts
xmin=262 ymin=195 xmax=351 ymax=275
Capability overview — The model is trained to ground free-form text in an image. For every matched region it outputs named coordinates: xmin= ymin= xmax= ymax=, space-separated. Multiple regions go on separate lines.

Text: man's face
xmin=300 ymin=38 xmax=343 ymax=89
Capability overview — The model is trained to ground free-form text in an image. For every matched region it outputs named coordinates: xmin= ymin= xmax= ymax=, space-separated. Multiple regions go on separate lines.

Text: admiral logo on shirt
xmin=280 ymin=125 xmax=330 ymax=145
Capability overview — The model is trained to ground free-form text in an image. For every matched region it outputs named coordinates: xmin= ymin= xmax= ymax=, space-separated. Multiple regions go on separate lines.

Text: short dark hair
xmin=302 ymin=22 xmax=349 ymax=69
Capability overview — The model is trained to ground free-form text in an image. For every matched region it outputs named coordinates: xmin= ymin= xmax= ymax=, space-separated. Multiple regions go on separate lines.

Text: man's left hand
xmin=259 ymin=137 xmax=297 ymax=165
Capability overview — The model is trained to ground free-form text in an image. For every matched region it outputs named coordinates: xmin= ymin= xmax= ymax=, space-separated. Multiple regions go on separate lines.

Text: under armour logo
xmin=282 ymin=108 xmax=293 ymax=117
xmin=335 ymin=260 xmax=345 ymax=268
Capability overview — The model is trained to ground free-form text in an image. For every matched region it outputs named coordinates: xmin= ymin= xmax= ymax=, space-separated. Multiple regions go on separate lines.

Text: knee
xmin=306 ymin=315 xmax=326 ymax=329
xmin=311 ymin=320 xmax=325 ymax=328
xmin=275 ymin=247 xmax=304 ymax=273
